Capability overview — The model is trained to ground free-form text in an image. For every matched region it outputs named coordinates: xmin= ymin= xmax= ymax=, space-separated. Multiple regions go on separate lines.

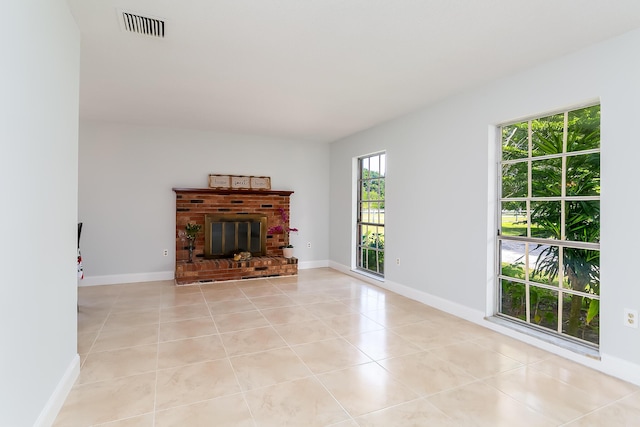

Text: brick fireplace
xmin=173 ymin=188 xmax=298 ymax=285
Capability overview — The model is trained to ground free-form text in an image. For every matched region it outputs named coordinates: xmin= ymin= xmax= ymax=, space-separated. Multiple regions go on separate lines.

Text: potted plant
xmin=185 ymin=223 xmax=201 ymax=263
xmin=268 ymin=208 xmax=298 ymax=258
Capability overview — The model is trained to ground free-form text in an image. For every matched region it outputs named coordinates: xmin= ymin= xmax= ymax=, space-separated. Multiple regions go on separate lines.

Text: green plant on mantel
xmin=185 ymin=223 xmax=201 ymax=241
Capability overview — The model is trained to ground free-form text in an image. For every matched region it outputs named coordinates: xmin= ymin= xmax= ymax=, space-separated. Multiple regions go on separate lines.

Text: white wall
xmin=78 ymin=122 xmax=330 ymax=283
xmin=330 ymin=29 xmax=640 ymax=379
xmin=0 ymin=1 xmax=80 ymax=425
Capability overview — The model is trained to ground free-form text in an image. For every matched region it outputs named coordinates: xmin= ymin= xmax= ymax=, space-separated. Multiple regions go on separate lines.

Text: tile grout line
xmin=557 ymin=390 xmax=640 ymax=426
xmin=150 ymin=303 xmax=161 ymax=427
xmin=205 ymin=283 xmax=259 ymax=427
xmin=226 ymin=279 xmax=361 ymax=423
xmin=78 ymin=287 xmax=122 ymax=370
xmin=250 ymin=304 xmax=358 ymax=426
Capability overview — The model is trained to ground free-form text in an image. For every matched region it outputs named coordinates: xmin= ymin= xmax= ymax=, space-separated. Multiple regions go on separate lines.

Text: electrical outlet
xmin=624 ymin=308 xmax=638 ymax=328
xmin=307 ymin=242 xmax=311 ymax=248
xmin=396 ymin=258 xmax=400 ymax=265
xmin=163 ymin=249 xmax=169 ymax=257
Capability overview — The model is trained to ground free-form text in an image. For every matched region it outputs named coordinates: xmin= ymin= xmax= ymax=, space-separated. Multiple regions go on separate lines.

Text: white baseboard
xmin=328 ymin=260 xmax=640 ymax=386
xmin=331 ymin=264 xmax=485 ymax=324
xmin=80 ymin=271 xmax=174 ymax=286
xmin=298 ymin=259 xmax=329 ymax=270
xmin=328 ymin=261 xmax=353 ymax=276
xmin=382 ymin=278 xmax=486 ymax=324
xmin=330 ymin=260 xmax=547 ymax=340
xmin=80 ymin=262 xmax=332 ymax=286
xmin=599 ymin=354 xmax=640 ymax=386
xmin=34 ymin=354 xmax=80 ymax=427
xmin=482 ymin=320 xmax=640 ymax=386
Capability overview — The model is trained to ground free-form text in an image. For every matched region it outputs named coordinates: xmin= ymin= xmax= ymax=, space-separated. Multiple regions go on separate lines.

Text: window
xmin=497 ymin=105 xmax=600 ymax=346
xmin=357 ymin=152 xmax=386 ymax=277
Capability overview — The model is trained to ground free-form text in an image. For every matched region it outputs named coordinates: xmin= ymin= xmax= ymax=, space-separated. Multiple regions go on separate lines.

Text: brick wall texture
xmin=173 ymin=188 xmax=298 ymax=284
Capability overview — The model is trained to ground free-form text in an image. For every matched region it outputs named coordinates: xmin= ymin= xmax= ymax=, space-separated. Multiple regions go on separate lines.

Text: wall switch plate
xmin=624 ymin=308 xmax=638 ymax=328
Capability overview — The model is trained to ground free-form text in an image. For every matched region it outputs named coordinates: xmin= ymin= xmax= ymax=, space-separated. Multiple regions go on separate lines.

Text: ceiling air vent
xmin=121 ymin=11 xmax=165 ymax=38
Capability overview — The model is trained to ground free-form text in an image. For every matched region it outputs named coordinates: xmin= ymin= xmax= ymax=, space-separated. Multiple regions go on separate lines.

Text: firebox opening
xmin=204 ymin=214 xmax=267 ymax=259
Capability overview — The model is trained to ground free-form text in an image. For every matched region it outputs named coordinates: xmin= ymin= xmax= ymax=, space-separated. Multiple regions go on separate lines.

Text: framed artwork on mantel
xmin=209 ymin=174 xmax=272 ymax=190
xmin=250 ymin=176 xmax=271 ymax=190
xmin=209 ymin=174 xmax=231 ymax=189
xmin=231 ymin=175 xmax=251 ymax=189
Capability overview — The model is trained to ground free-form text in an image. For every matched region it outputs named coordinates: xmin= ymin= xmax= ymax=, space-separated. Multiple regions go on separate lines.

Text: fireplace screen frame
xmin=204 ymin=214 xmax=267 ymax=259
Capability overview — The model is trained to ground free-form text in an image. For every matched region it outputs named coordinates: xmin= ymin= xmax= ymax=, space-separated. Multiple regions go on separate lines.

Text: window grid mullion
xmin=525 ymin=242 xmax=531 ymax=323
xmin=557 ymin=246 xmax=564 ymax=334
xmin=501 ymin=147 xmax=600 ymax=165
xmin=501 ymin=196 xmax=600 ymax=202
xmin=527 ymin=121 xmax=533 ymax=239
xmin=498 ymin=235 xmax=599 ymax=251
xmin=561 ymin=112 xmax=568 ymax=241
xmin=497 ymin=274 xmax=600 ymax=300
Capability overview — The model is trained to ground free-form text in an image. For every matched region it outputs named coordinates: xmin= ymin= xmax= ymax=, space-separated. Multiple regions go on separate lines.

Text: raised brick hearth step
xmin=175 ymin=256 xmax=298 ymax=285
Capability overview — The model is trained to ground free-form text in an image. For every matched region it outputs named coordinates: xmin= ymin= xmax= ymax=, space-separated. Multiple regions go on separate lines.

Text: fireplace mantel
xmin=173 ymin=188 xmax=294 ymax=196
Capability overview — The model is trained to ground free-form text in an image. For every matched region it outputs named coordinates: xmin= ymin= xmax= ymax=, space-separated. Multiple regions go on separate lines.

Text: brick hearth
xmin=173 ymin=188 xmax=298 ymax=285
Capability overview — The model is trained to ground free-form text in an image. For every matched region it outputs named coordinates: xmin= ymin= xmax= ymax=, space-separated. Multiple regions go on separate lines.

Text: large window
xmin=497 ymin=105 xmax=600 ymax=346
xmin=357 ymin=152 xmax=386 ymax=276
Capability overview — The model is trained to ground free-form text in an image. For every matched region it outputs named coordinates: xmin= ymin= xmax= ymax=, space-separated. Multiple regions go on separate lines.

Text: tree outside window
xmin=498 ymin=105 xmax=600 ymax=346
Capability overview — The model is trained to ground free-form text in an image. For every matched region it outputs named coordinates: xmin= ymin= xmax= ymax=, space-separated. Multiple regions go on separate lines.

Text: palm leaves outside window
xmin=498 ymin=105 xmax=600 ymax=346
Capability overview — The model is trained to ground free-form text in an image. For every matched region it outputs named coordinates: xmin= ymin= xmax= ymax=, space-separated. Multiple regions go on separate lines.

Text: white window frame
xmin=496 ymin=103 xmax=600 ymax=347
xmin=355 ymin=151 xmax=386 ymax=278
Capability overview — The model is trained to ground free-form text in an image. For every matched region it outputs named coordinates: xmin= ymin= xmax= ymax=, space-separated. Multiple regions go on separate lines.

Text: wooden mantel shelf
xmin=173 ymin=188 xmax=294 ymax=196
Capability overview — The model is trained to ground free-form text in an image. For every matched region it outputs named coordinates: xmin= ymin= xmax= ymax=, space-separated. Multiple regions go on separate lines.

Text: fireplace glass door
xmin=205 ymin=214 xmax=267 ymax=258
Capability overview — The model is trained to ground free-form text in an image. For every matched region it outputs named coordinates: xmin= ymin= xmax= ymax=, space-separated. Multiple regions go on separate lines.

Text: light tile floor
xmin=56 ymin=268 xmax=640 ymax=426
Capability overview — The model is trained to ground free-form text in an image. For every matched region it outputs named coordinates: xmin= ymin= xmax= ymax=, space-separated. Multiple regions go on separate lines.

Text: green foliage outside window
xmin=361 ymin=169 xmax=385 ymax=209
xmin=361 ymin=230 xmax=384 ymax=275
xmin=500 ymin=105 xmax=600 ymax=345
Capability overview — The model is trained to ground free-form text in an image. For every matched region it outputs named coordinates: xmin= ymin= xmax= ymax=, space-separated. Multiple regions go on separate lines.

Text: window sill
xmin=486 ymin=315 xmax=600 ymax=360
xmin=351 ymin=268 xmax=385 ymax=282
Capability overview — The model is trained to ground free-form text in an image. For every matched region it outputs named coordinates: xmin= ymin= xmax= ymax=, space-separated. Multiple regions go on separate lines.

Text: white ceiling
xmin=67 ymin=0 xmax=640 ymax=143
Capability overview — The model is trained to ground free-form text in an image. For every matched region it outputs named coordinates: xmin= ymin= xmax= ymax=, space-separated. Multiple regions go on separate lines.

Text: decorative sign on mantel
xmin=209 ymin=175 xmax=230 ymax=189
xmin=209 ymin=174 xmax=271 ymax=190
xmin=231 ymin=176 xmax=251 ymax=189
xmin=250 ymin=176 xmax=271 ymax=190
